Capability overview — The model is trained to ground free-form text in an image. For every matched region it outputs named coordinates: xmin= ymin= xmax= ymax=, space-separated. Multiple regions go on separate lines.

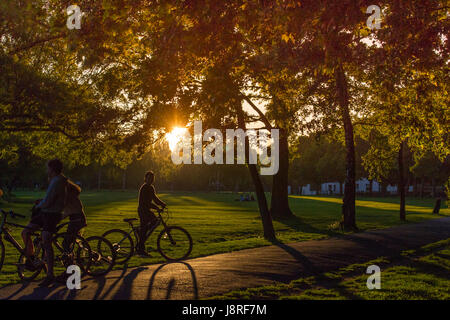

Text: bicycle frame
xmin=2 ymin=228 xmax=27 ymax=255
xmin=0 ymin=210 xmax=39 ymax=258
xmin=119 ymin=211 xmax=170 ymax=246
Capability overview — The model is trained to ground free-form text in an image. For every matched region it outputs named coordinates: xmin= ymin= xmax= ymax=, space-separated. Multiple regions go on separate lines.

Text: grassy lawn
xmin=210 ymin=238 xmax=450 ymax=300
xmin=0 ymin=191 xmax=448 ymax=288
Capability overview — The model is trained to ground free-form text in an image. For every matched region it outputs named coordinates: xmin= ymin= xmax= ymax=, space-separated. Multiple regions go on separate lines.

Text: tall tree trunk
xmin=97 ymin=167 xmax=102 ymax=190
xmin=335 ymin=64 xmax=357 ymax=231
xmin=413 ymin=177 xmax=418 ymax=197
xmin=419 ymin=178 xmax=424 ymax=198
xmin=431 ymin=178 xmax=436 ymax=198
xmin=122 ymin=168 xmax=127 ymax=190
xmin=398 ymin=141 xmax=406 ymax=221
xmin=237 ymin=104 xmax=276 ymax=240
xmin=270 ymin=128 xmax=294 ymax=219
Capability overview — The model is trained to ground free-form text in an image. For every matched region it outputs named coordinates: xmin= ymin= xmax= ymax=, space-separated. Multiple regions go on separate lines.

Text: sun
xmin=165 ymin=127 xmax=188 ymax=152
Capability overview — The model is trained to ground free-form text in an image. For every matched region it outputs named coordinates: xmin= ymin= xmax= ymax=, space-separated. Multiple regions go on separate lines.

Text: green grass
xmin=209 ymin=238 xmax=450 ymax=300
xmin=0 ymin=191 xmax=448 ymax=288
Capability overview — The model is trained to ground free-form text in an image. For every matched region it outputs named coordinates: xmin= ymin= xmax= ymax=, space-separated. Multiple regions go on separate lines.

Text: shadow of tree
xmin=273 ymin=215 xmax=342 ymax=238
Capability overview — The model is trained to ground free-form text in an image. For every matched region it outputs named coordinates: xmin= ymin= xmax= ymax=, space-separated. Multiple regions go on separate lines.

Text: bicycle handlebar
xmin=158 ymin=207 xmax=170 ymax=222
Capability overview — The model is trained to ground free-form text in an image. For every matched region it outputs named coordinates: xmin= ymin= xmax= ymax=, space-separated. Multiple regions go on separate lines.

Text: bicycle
xmin=102 ymin=208 xmax=193 ymax=264
xmin=52 ymin=218 xmax=117 ymax=278
xmin=0 ymin=209 xmax=116 ymax=281
xmin=0 ymin=209 xmax=49 ymax=281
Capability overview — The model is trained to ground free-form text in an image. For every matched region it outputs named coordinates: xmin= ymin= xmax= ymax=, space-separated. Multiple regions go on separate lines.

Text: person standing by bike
xmin=22 ymin=159 xmax=67 ymax=287
xmin=54 ymin=179 xmax=88 ymax=282
xmin=61 ymin=180 xmax=87 ymax=251
xmin=136 ymin=171 xmax=166 ymax=256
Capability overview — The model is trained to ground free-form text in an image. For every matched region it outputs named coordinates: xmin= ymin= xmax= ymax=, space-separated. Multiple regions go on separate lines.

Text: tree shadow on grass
xmin=269 ymin=239 xmax=323 ymax=276
xmin=273 ymin=215 xmax=342 ymax=239
xmin=402 ymin=256 xmax=450 ymax=283
xmin=290 ymin=195 xmax=443 ymax=216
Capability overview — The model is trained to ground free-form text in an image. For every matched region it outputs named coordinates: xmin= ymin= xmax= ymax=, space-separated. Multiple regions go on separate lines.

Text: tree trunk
xmin=433 ymin=198 xmax=441 ymax=214
xmin=335 ymin=64 xmax=357 ymax=231
xmin=97 ymin=167 xmax=102 ymax=190
xmin=398 ymin=141 xmax=406 ymax=221
xmin=431 ymin=178 xmax=436 ymax=198
xmin=420 ymin=178 xmax=424 ymax=198
xmin=122 ymin=168 xmax=127 ymax=190
xmin=237 ymin=103 xmax=276 ymax=240
xmin=413 ymin=177 xmax=418 ymax=197
xmin=270 ymin=128 xmax=294 ymax=219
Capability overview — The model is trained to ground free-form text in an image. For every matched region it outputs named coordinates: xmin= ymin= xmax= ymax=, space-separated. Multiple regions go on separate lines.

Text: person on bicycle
xmin=55 ymin=179 xmax=87 ymax=282
xmin=136 ymin=171 xmax=166 ymax=256
xmin=22 ymin=159 xmax=67 ymax=287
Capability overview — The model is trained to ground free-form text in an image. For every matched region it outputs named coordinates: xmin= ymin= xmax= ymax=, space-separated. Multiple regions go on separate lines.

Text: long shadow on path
xmin=1 ymin=217 xmax=449 ymax=300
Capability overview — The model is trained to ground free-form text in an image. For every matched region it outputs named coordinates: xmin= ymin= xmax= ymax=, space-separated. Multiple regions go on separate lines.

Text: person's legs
xmin=55 ymin=222 xmax=84 ymax=283
xmin=62 ymin=221 xmax=83 ymax=253
xmin=22 ymin=212 xmax=44 ymax=259
xmin=42 ymin=231 xmax=54 ymax=277
xmin=137 ymin=213 xmax=152 ymax=253
xmin=21 ymin=226 xmax=35 ymax=258
xmin=39 ymin=212 xmax=62 ymax=286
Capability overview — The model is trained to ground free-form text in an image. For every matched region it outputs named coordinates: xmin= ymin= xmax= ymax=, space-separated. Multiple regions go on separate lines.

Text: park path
xmin=1 ymin=216 xmax=449 ymax=300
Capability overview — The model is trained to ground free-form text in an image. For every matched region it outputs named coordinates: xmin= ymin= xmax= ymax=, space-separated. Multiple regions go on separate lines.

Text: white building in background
xmin=386 ymin=185 xmax=397 ymax=194
xmin=301 ymin=184 xmax=317 ymax=195
xmin=321 ymin=182 xmax=341 ymax=194
xmin=300 ymin=178 xmax=388 ymax=195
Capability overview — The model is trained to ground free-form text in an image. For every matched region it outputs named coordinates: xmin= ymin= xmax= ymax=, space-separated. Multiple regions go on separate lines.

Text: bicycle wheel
xmin=52 ymin=233 xmax=92 ymax=278
xmin=85 ymin=236 xmax=116 ymax=277
xmin=102 ymin=229 xmax=134 ymax=264
xmin=0 ymin=240 xmax=4 ymax=273
xmin=157 ymin=226 xmax=193 ymax=261
xmin=17 ymin=249 xmax=46 ymax=282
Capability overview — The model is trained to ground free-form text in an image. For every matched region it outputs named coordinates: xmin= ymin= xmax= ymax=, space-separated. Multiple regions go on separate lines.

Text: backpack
xmin=64 ymin=179 xmax=81 ymax=207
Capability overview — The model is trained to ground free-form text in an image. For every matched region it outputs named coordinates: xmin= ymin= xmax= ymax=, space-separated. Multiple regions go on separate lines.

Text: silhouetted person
xmin=57 ymin=180 xmax=87 ymax=282
xmin=22 ymin=159 xmax=67 ymax=287
xmin=137 ymin=171 xmax=166 ymax=256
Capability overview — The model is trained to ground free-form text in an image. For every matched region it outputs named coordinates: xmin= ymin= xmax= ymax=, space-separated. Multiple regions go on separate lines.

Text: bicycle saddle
xmin=123 ymin=218 xmax=138 ymax=223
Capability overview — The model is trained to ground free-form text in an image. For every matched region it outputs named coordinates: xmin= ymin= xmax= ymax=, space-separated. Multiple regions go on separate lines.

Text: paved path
xmin=1 ymin=217 xmax=449 ymax=300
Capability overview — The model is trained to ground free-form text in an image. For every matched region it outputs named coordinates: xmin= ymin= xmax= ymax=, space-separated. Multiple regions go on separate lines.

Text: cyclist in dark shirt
xmin=137 ymin=171 xmax=166 ymax=256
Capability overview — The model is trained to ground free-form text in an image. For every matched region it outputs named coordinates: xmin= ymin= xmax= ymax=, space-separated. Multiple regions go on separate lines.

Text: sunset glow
xmin=165 ymin=127 xmax=188 ymax=152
